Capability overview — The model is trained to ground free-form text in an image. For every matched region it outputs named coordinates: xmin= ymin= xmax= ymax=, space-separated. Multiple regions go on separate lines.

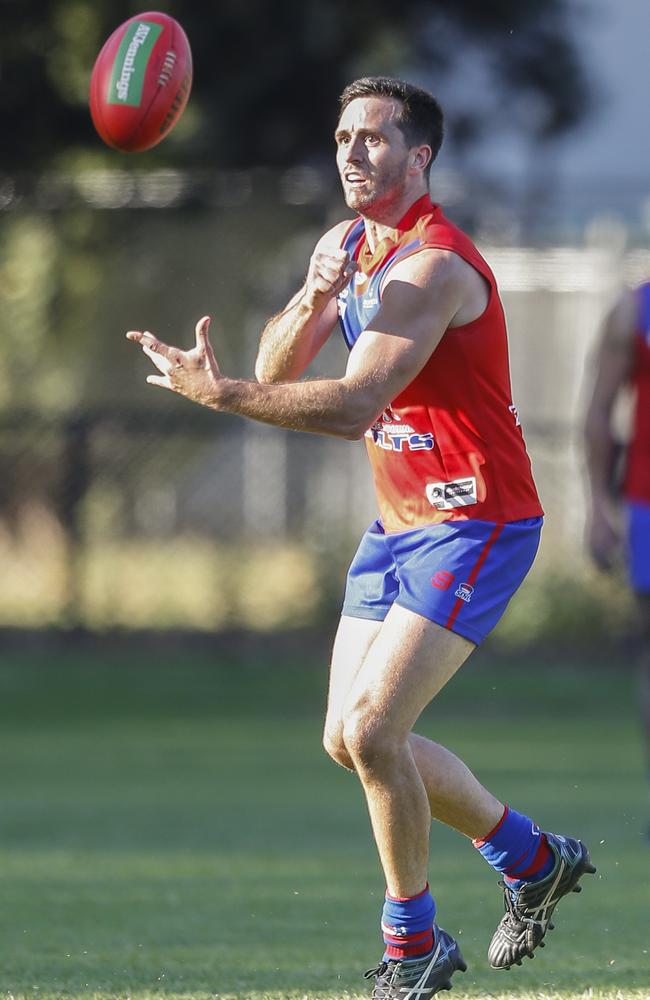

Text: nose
xmin=343 ymin=135 xmax=365 ymax=164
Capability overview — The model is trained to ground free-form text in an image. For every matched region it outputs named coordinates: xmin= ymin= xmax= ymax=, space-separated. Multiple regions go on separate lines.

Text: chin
xmin=345 ymin=188 xmax=376 ymax=213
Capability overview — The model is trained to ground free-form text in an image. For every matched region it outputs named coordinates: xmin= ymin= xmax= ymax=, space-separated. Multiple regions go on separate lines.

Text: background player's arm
xmin=254 ymin=221 xmax=355 ymax=383
xmin=584 ymin=287 xmax=636 ymax=568
xmin=128 ymin=249 xmax=474 ymax=439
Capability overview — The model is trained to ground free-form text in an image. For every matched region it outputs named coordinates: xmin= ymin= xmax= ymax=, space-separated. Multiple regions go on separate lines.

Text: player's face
xmin=335 ymin=97 xmax=413 ymax=216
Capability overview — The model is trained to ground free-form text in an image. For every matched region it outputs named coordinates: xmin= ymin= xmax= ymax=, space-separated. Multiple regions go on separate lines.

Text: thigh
xmin=344 ymin=604 xmax=475 ymax=742
xmin=325 ymin=614 xmax=383 ymax=736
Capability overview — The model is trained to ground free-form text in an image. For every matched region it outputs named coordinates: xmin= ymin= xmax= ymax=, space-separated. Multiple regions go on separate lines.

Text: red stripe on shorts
xmin=445 ymin=523 xmax=504 ymax=631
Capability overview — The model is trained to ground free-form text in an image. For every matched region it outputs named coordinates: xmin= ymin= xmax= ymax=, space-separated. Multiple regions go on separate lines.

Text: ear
xmin=411 ymin=144 xmax=432 ymax=173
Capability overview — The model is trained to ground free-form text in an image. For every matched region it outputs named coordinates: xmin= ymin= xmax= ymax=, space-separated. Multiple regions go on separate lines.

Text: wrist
xmin=194 ymin=372 xmax=229 ymax=411
xmin=301 ymin=286 xmax=332 ymax=316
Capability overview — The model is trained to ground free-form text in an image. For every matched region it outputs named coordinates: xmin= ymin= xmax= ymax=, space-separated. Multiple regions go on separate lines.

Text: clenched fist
xmin=304 ymin=247 xmax=357 ymax=311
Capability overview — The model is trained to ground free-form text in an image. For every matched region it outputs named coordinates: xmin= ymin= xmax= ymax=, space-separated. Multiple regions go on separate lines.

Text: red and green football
xmin=89 ymin=11 xmax=192 ymax=153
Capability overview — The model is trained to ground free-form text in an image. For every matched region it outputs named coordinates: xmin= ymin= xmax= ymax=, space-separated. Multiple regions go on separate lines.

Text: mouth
xmin=344 ymin=172 xmax=369 ymax=186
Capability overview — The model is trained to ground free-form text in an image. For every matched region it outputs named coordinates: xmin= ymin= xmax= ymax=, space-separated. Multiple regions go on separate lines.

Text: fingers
xmin=142 ymin=343 xmax=174 ymax=374
xmin=309 ymin=250 xmax=358 ymax=297
xmin=194 ymin=315 xmax=210 ymax=344
xmin=146 ymin=374 xmax=173 ymax=390
xmin=194 ymin=314 xmax=219 ymax=369
xmin=340 ymin=259 xmax=358 ymax=286
xmin=126 ymin=329 xmax=166 ymax=351
xmin=128 ymin=316 xmax=220 ymax=393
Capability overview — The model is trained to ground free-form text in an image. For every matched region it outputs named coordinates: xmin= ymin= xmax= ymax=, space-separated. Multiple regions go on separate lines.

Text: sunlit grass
xmin=0 ymin=650 xmax=647 ymax=998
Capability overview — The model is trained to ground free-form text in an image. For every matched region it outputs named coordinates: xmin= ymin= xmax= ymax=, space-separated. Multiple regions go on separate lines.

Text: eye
xmin=336 ymin=134 xmax=350 ymax=147
xmin=365 ymin=134 xmax=380 ymax=146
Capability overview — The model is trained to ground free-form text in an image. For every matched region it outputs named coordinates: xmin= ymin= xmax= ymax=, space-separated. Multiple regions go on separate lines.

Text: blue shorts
xmin=627 ymin=501 xmax=650 ymax=595
xmin=342 ymin=517 xmax=543 ymax=646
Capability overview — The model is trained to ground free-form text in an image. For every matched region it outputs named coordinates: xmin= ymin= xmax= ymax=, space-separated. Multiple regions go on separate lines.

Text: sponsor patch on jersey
xmin=425 ymin=477 xmax=477 ymax=510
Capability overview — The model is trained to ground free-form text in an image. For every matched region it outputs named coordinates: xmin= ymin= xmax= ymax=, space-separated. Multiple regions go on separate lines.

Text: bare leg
xmin=410 ymin=735 xmax=503 ymax=837
xmin=325 ymin=607 xmax=503 ymax=898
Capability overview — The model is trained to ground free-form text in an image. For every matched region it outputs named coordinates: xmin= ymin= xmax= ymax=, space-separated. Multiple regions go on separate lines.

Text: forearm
xmin=206 ymin=374 xmax=375 ymax=440
xmin=585 ymin=410 xmax=615 ymax=504
xmin=255 ymin=291 xmax=328 ymax=383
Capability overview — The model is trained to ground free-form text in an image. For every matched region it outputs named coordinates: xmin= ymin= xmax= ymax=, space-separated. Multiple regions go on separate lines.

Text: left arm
xmin=127 ymin=250 xmax=472 ymax=440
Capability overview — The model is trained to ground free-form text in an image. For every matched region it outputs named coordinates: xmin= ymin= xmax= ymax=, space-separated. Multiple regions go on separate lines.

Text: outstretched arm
xmin=127 ymin=248 xmax=472 ymax=440
xmin=584 ymin=287 xmax=636 ymax=568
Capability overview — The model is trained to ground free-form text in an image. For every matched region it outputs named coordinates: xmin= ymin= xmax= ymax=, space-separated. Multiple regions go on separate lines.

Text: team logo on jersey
xmin=367 ymin=408 xmax=434 ymax=452
xmin=363 ymin=296 xmax=379 ymax=309
xmin=454 ymin=582 xmax=474 ymax=603
xmin=367 ymin=427 xmax=435 ymax=452
xmin=425 ymin=477 xmax=477 ymax=510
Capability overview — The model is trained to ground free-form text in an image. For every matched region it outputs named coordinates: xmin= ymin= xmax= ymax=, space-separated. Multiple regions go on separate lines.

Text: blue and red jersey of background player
xmin=623 ymin=282 xmax=650 ymax=504
xmin=336 ymin=194 xmax=543 ymax=533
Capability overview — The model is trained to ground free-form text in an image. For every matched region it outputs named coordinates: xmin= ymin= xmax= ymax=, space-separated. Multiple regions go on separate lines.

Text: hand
xmin=126 ymin=315 xmax=223 ymax=407
xmin=304 ymin=247 xmax=357 ymax=310
xmin=587 ymin=503 xmax=621 ymax=571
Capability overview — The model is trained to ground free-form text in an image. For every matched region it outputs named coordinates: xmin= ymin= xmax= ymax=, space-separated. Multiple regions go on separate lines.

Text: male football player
xmin=128 ymin=77 xmax=595 ymax=999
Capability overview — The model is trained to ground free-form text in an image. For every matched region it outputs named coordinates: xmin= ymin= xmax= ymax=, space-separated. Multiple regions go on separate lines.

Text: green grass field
xmin=0 ymin=641 xmax=648 ymax=1000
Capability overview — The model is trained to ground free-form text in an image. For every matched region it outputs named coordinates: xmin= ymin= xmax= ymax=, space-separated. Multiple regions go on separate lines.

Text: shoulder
xmin=314 ymin=218 xmax=358 ymax=253
xmin=384 ymin=246 xmax=483 ymax=294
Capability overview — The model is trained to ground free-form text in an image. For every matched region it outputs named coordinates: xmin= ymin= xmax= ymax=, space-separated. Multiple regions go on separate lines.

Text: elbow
xmin=339 ymin=405 xmax=377 ymax=441
xmin=337 ymin=388 xmax=382 ymax=440
xmin=342 ymin=425 xmax=367 ymax=441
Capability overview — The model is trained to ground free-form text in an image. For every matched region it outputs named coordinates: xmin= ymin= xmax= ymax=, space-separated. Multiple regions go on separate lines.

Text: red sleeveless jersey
xmin=623 ymin=282 xmax=650 ymax=503
xmin=336 ymin=195 xmax=543 ymax=533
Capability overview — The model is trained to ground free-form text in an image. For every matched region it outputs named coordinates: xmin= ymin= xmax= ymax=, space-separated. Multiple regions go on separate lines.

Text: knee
xmin=341 ymin=704 xmax=392 ymax=772
xmin=323 ymin=722 xmax=355 ymax=771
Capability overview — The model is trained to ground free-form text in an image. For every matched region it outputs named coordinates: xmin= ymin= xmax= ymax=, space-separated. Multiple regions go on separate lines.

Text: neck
xmin=362 ymin=188 xmax=429 ymax=253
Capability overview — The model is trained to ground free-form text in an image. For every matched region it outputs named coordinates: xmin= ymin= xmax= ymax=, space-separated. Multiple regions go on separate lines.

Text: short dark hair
xmin=338 ymin=77 xmax=444 ymax=177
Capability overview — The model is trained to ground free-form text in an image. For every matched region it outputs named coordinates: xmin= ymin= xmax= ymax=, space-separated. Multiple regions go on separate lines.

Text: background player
xmin=585 ymin=283 xmax=650 ymax=834
xmin=128 ymin=77 xmax=594 ymax=998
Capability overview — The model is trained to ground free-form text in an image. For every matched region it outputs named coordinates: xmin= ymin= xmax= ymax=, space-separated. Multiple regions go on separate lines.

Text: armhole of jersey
xmin=377 ymin=241 xmax=496 ymax=326
xmin=337 ymin=218 xmax=364 ymax=351
xmin=340 ymin=217 xmax=364 ymax=252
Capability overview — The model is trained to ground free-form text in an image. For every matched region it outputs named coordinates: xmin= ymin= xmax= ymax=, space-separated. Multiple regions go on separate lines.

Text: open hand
xmin=127 ymin=315 xmax=222 ymax=407
xmin=587 ymin=504 xmax=621 ymax=572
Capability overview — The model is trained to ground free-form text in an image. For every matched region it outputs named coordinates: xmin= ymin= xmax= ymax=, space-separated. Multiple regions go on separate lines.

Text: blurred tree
xmin=0 ymin=0 xmax=594 ymax=413
xmin=0 ymin=0 xmax=591 ymax=171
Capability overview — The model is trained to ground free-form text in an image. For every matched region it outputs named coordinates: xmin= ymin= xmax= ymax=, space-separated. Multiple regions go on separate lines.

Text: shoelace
xmin=499 ymin=880 xmax=531 ymax=926
xmin=500 ymin=878 xmax=553 ymax=935
xmin=364 ymin=961 xmax=389 ymax=979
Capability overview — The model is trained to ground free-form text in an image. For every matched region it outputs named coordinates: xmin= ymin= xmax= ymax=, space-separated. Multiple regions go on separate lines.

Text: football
xmin=89 ymin=11 xmax=192 ymax=153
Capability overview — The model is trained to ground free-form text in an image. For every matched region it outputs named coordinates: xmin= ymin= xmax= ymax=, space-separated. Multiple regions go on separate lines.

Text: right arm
xmin=254 ymin=221 xmax=356 ymax=383
xmin=584 ymin=287 xmax=637 ymax=568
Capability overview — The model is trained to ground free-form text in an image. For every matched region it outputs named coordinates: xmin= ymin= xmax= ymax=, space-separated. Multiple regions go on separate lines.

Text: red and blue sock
xmin=381 ymin=884 xmax=436 ymax=962
xmin=473 ymin=805 xmax=554 ymax=890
